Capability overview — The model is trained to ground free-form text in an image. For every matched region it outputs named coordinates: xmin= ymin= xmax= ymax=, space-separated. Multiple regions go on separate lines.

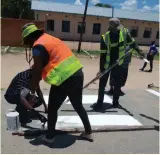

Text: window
xmin=47 ymin=20 xmax=54 ymax=31
xmin=77 ymin=22 xmax=86 ymax=34
xmin=156 ymin=31 xmax=159 ymax=39
xmin=143 ymin=28 xmax=152 ymax=38
xmin=130 ymin=26 xmax=138 ymax=37
xmin=62 ymin=20 xmax=70 ymax=32
xmin=93 ymin=23 xmax=101 ymax=35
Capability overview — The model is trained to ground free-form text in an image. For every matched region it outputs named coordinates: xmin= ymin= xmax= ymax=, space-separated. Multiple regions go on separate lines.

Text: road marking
xmin=146 ymin=89 xmax=160 ymax=97
xmin=36 ymin=114 xmax=142 ymax=129
xmin=44 ymin=95 xmax=112 ymax=105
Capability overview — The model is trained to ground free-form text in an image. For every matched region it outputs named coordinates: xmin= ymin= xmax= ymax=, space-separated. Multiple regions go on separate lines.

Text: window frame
xmin=62 ymin=20 xmax=70 ymax=33
xmin=92 ymin=23 xmax=101 ymax=35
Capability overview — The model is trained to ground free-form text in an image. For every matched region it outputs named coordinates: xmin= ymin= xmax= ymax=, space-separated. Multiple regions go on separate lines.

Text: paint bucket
xmin=5 ymin=109 xmax=20 ymax=131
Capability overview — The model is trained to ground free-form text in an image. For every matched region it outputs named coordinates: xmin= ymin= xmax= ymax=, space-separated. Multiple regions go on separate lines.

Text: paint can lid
xmin=6 ymin=111 xmax=19 ymax=117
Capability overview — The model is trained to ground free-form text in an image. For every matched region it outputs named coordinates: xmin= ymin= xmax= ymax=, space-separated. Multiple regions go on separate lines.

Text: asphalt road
xmin=1 ymin=89 xmax=159 ymax=154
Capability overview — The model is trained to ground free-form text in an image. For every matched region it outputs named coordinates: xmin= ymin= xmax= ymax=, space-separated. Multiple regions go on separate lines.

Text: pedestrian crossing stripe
xmin=44 ymin=95 xmax=112 ymax=105
xmin=36 ymin=115 xmax=142 ymax=129
xmin=146 ymin=89 xmax=160 ymax=97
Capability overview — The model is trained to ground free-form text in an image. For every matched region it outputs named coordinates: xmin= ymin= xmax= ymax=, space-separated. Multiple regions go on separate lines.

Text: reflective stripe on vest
xmin=33 ymin=33 xmax=83 ymax=86
xmin=103 ymin=28 xmax=130 ymax=69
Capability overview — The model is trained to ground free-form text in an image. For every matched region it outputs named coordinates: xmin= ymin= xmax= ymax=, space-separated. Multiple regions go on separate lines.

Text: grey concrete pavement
xmin=1 ymin=88 xmax=159 ymax=154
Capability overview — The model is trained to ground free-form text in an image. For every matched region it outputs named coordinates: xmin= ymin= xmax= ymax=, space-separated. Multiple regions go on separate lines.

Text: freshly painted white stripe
xmin=36 ymin=115 xmax=142 ymax=129
xmin=44 ymin=95 xmax=112 ymax=105
xmin=146 ymin=89 xmax=160 ymax=97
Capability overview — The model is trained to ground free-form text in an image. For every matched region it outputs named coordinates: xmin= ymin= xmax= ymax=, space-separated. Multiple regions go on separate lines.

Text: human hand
xmin=28 ymin=95 xmax=37 ymax=106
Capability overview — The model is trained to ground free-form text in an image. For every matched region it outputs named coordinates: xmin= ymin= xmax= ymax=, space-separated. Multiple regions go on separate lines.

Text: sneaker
xmin=80 ymin=132 xmax=94 ymax=142
xmin=41 ymin=134 xmax=55 ymax=144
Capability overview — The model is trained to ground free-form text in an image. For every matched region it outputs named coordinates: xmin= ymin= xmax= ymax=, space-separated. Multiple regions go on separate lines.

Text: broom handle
xmin=63 ymin=50 xmax=132 ymax=104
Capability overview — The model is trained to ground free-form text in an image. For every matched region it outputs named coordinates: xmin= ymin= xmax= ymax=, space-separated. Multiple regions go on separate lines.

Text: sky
xmin=42 ymin=0 xmax=159 ymax=13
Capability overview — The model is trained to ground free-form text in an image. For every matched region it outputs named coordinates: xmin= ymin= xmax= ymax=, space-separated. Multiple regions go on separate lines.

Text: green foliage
xmin=95 ymin=3 xmax=112 ymax=8
xmin=1 ymin=0 xmax=34 ymax=19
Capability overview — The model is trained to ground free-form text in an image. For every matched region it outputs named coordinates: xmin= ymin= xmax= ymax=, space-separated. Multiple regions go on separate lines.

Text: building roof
xmin=31 ymin=1 xmax=159 ymax=22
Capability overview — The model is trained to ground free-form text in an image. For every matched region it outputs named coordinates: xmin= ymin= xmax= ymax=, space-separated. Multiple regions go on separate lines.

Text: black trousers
xmin=47 ymin=69 xmax=91 ymax=135
xmin=4 ymin=94 xmax=29 ymax=123
xmin=4 ymin=94 xmax=42 ymax=123
xmin=98 ymin=66 xmax=128 ymax=104
xmin=142 ymin=55 xmax=154 ymax=70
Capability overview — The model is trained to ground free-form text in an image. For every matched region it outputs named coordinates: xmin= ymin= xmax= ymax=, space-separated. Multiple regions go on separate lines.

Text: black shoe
xmin=20 ymin=119 xmax=32 ymax=126
xmin=139 ymin=68 xmax=144 ymax=71
xmin=119 ymin=90 xmax=125 ymax=96
xmin=146 ymin=69 xmax=152 ymax=72
xmin=90 ymin=103 xmax=103 ymax=110
xmin=104 ymin=90 xmax=113 ymax=96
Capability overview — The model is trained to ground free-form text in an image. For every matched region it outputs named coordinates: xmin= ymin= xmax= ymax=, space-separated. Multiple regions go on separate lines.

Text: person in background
xmin=4 ymin=67 xmax=47 ymax=126
xmin=105 ymin=45 xmax=133 ymax=96
xmin=91 ymin=18 xmax=144 ymax=110
xmin=139 ymin=41 xmax=158 ymax=72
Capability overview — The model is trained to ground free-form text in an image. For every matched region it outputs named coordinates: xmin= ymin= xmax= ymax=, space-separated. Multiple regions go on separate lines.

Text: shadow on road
xmin=118 ymin=105 xmax=134 ymax=116
xmin=139 ymin=113 xmax=159 ymax=124
xmin=29 ymin=133 xmax=91 ymax=149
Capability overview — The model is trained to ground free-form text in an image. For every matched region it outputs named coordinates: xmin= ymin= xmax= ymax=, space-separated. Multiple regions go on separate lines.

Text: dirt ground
xmin=1 ymin=53 xmax=159 ymax=91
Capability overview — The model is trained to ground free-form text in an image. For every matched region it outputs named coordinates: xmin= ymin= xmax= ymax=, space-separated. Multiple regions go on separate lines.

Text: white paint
xmin=5 ymin=109 xmax=20 ymax=131
xmin=37 ymin=114 xmax=142 ymax=129
xmin=44 ymin=95 xmax=112 ymax=105
xmin=146 ymin=89 xmax=160 ymax=97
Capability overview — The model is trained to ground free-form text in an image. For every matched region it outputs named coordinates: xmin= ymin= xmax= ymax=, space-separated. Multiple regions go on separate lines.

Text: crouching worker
xmin=4 ymin=68 xmax=48 ymax=126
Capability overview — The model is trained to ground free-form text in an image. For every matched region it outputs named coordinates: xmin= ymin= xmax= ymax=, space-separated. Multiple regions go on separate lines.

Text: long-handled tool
xmin=133 ymin=53 xmax=149 ymax=63
xmin=63 ymin=50 xmax=133 ymax=104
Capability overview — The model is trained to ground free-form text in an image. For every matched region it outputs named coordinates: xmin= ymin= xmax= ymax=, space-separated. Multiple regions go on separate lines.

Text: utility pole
xmin=112 ymin=6 xmax=114 ymax=18
xmin=77 ymin=0 xmax=89 ymax=53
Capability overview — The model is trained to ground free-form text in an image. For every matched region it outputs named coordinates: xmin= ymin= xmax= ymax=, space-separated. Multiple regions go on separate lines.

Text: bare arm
xmin=36 ymin=85 xmax=48 ymax=113
xmin=29 ymin=56 xmax=43 ymax=94
xmin=20 ymin=95 xmax=33 ymax=110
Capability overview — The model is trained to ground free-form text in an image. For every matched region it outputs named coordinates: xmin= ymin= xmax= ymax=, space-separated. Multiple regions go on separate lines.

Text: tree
xmin=1 ymin=0 xmax=34 ymax=19
xmin=95 ymin=3 xmax=112 ymax=8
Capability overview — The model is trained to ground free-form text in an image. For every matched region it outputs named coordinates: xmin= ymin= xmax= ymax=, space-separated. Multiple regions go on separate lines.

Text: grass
xmin=1 ymin=46 xmax=159 ymax=61
xmin=132 ymin=50 xmax=159 ymax=61
xmin=1 ymin=46 xmax=25 ymax=55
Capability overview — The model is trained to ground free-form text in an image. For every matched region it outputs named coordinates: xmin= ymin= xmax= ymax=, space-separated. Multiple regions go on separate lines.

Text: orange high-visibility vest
xmin=33 ymin=33 xmax=83 ymax=86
